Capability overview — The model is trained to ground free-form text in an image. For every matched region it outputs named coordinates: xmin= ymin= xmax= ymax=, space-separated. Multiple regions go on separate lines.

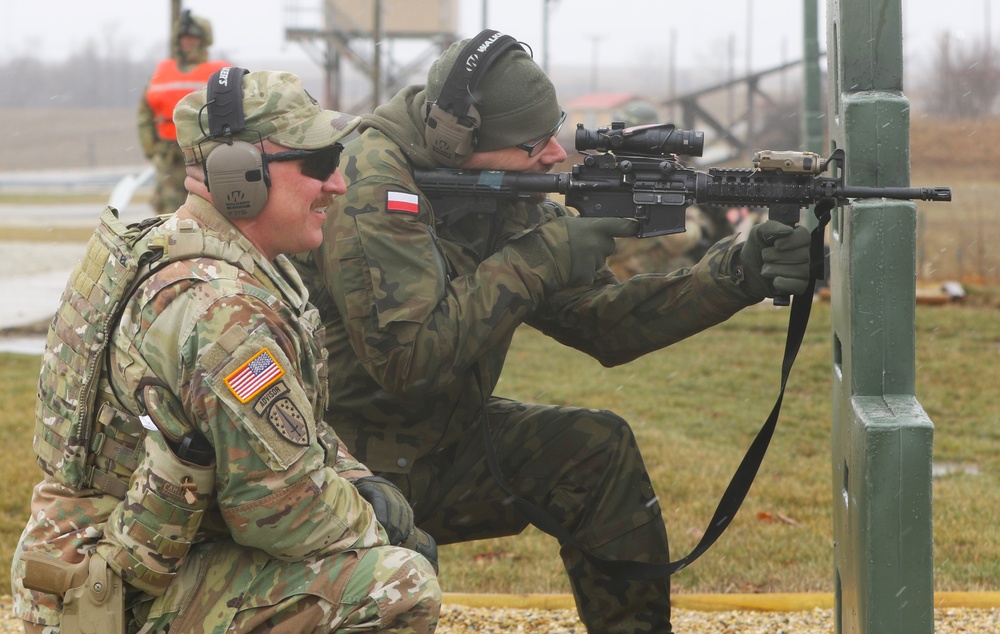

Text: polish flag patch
xmin=386 ymin=191 xmax=419 ymax=214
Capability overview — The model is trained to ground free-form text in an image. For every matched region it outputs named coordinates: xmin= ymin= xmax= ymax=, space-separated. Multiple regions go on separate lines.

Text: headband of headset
xmin=434 ymin=30 xmax=524 ymax=125
xmin=207 ymin=66 xmax=249 ymax=138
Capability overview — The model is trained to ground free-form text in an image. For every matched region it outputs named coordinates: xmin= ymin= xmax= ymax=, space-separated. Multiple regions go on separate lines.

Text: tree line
xmin=3 ymin=35 xmax=997 ymax=118
xmin=1 ymin=43 xmax=157 ymax=108
xmin=922 ymin=33 xmax=1000 ymax=119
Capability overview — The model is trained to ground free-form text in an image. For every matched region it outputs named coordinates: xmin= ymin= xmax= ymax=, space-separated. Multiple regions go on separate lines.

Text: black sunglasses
xmin=516 ymin=111 xmax=567 ymax=157
xmin=264 ymin=143 xmax=344 ymax=181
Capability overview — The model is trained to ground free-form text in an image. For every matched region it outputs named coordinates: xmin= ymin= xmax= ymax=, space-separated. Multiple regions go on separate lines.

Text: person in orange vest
xmin=137 ymin=11 xmax=230 ymax=215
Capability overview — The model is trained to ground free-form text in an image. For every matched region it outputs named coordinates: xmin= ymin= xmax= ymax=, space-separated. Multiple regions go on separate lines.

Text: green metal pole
xmin=826 ymin=1 xmax=935 ymax=633
xmin=802 ymin=0 xmax=825 ymax=233
xmin=802 ymin=0 xmax=824 ymax=155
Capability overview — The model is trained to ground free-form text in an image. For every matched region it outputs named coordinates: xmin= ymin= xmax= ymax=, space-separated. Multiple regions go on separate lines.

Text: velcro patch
xmin=225 ymin=348 xmax=284 ymax=403
xmin=386 ymin=191 xmax=419 ymax=214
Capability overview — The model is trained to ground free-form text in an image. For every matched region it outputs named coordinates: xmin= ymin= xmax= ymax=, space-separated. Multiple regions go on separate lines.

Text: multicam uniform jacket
xmin=13 ymin=197 xmax=390 ymax=628
xmin=300 ymin=85 xmax=761 ymax=477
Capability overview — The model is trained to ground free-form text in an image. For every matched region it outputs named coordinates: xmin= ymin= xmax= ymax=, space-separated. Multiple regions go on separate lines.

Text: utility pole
xmin=667 ymin=29 xmax=677 ymax=121
xmin=986 ymin=0 xmax=992 ymax=52
xmin=542 ymin=0 xmax=561 ymax=74
xmin=170 ymin=0 xmax=182 ymax=55
xmin=373 ymin=0 xmax=384 ymax=108
xmin=728 ymin=33 xmax=736 ymax=125
xmin=588 ymin=35 xmax=602 ymax=92
xmin=745 ymin=0 xmax=754 ymax=152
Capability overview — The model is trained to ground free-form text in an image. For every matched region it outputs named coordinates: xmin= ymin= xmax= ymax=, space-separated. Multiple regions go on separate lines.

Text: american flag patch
xmin=386 ymin=191 xmax=419 ymax=214
xmin=225 ymin=349 xmax=285 ymax=403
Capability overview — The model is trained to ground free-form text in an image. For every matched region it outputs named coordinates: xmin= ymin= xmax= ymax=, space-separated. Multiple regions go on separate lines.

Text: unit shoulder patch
xmin=266 ymin=397 xmax=309 ymax=446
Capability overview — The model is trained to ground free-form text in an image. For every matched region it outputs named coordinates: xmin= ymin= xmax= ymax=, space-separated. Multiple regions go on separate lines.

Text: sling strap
xmin=479 ymin=199 xmax=835 ymax=579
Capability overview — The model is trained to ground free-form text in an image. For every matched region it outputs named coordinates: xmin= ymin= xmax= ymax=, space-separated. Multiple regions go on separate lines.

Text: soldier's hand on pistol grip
xmin=352 ymin=476 xmax=439 ymax=573
xmin=562 ymin=216 xmax=640 ymax=286
xmin=737 ymin=220 xmax=812 ymax=299
xmin=504 ymin=215 xmax=637 ymax=296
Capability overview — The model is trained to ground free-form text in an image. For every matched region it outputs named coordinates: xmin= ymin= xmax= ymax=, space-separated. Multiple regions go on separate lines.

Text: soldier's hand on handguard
xmin=352 ymin=476 xmax=439 ymax=572
xmin=738 ymin=220 xmax=812 ymax=300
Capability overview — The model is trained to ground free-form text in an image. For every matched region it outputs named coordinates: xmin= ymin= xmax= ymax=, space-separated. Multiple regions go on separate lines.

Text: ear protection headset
xmin=424 ymin=30 xmax=525 ymax=167
xmin=201 ymin=66 xmax=271 ymax=219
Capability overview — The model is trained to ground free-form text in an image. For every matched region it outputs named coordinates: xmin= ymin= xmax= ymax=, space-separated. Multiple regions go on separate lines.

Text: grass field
xmin=2 ymin=293 xmax=998 ymax=597
xmin=433 ymin=295 xmax=1000 ymax=596
xmin=0 ymin=113 xmax=997 ymax=598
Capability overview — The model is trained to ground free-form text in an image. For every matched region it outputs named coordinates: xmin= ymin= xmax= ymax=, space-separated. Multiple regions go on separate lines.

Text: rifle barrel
xmin=838 ymin=186 xmax=952 ymax=202
xmin=412 ymin=169 xmax=565 ymax=197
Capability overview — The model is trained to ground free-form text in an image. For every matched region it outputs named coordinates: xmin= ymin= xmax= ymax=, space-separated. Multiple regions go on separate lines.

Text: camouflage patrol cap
xmin=426 ymin=36 xmax=561 ymax=153
xmin=174 ymin=69 xmax=361 ymax=164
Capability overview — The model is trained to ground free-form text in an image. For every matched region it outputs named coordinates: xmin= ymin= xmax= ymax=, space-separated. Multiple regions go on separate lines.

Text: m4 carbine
xmin=413 ymin=121 xmax=952 ymax=238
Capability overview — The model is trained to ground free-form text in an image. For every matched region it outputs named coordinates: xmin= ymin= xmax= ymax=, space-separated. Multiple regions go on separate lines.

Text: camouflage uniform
xmin=296 ymin=85 xmax=762 ymax=633
xmin=137 ymin=14 xmax=228 ymax=216
xmin=12 ymin=196 xmax=440 ymax=631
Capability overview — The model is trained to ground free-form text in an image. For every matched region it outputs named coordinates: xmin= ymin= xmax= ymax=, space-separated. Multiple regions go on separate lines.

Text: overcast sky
xmin=2 ymin=0 xmax=994 ymax=75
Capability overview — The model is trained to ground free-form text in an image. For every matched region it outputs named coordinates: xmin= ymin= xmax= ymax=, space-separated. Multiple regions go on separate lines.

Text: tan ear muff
xmin=205 ymin=140 xmax=269 ymax=219
xmin=201 ymin=66 xmax=270 ymax=219
xmin=424 ymin=102 xmax=481 ymax=167
xmin=423 ymin=30 xmax=524 ymax=167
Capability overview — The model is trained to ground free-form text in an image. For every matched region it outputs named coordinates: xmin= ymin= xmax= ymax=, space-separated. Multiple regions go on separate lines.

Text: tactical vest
xmin=145 ymin=59 xmax=229 ymax=140
xmin=34 ymin=207 xmax=169 ymax=494
xmin=32 ymin=205 xmax=286 ymax=497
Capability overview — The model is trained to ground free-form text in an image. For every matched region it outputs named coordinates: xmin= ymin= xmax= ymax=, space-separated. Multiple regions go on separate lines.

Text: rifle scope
xmin=575 ymin=122 xmax=705 ymax=158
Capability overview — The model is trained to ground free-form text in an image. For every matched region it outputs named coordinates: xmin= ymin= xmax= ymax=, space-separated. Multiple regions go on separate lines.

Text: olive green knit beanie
xmin=425 ymin=36 xmax=561 ymax=153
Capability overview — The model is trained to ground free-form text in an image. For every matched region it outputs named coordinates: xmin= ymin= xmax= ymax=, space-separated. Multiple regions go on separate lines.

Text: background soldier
xmin=136 ymin=10 xmax=229 ymax=215
xmin=296 ymin=30 xmax=811 ymax=634
xmin=13 ymin=68 xmax=440 ymax=633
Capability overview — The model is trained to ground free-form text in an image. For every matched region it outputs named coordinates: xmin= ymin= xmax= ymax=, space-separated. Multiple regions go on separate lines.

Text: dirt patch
xmin=0 ymin=108 xmax=144 ymax=171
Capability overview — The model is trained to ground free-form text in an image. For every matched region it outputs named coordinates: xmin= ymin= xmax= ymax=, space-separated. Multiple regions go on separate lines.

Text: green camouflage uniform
xmin=137 ymin=15 xmax=227 ymax=216
xmin=295 ymin=86 xmax=761 ymax=633
xmin=13 ymin=197 xmax=440 ymax=633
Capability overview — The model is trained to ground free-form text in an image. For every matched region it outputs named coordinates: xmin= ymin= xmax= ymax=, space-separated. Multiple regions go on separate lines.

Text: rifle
xmin=414 ymin=121 xmax=952 ymax=305
xmin=413 ymin=121 xmax=951 ymax=238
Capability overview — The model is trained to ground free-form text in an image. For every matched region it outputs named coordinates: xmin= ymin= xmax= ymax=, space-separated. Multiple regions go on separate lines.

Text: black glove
xmin=352 ymin=476 xmax=439 ymax=572
xmin=563 ymin=216 xmax=640 ymax=286
xmin=738 ymin=220 xmax=812 ymax=299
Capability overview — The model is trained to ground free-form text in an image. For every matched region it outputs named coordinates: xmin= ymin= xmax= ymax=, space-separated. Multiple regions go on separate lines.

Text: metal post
xmin=668 ymin=29 xmax=677 ymax=121
xmin=745 ymin=0 xmax=755 ymax=152
xmin=322 ymin=1 xmax=341 ymax=110
xmin=170 ymin=0 xmax=182 ymax=56
xmin=542 ymin=0 xmax=551 ymax=73
xmin=588 ymin=35 xmax=601 ymax=93
xmin=373 ymin=0 xmax=383 ymax=108
xmin=827 ymin=1 xmax=935 ymax=632
xmin=802 ymin=0 xmax=824 ymax=155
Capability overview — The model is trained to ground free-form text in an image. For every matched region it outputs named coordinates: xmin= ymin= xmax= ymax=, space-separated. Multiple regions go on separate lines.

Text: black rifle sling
xmin=477 ymin=200 xmax=834 ymax=580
